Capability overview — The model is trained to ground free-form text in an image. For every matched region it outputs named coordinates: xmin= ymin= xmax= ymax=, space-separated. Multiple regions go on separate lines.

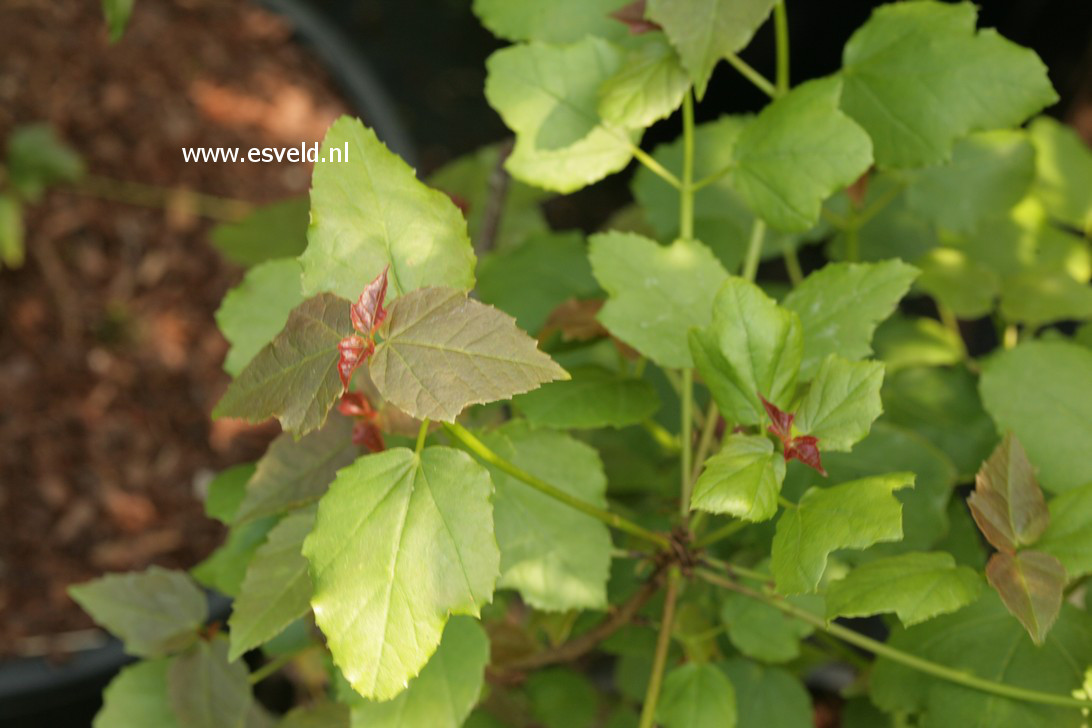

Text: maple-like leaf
xmin=350 ymin=266 xmax=390 ymax=336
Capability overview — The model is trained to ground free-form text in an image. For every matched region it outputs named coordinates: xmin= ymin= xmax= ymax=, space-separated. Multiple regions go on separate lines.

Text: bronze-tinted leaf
xmin=968 ymin=433 xmax=1049 ymax=552
xmin=985 ymin=549 xmax=1065 ymax=645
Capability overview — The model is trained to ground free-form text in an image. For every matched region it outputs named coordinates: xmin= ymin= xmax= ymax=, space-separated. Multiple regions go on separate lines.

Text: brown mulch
xmin=0 ymin=0 xmax=353 ymax=656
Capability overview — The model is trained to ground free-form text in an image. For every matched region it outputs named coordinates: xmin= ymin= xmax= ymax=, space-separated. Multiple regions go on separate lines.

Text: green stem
xmin=689 ymin=401 xmax=720 ymax=485
xmin=773 ymin=1 xmax=791 ymax=96
xmin=444 ymin=422 xmax=672 ymax=550
xmin=844 ymin=220 xmax=861 ymax=262
xmin=679 ymin=370 xmax=694 ymax=517
xmin=701 ymin=555 xmax=772 ymax=584
xmin=741 ymin=218 xmax=767 ymax=281
xmin=638 ymin=567 xmax=681 ymax=728
xmin=70 ymin=174 xmax=251 ymax=222
xmin=694 ymin=519 xmax=746 ymax=549
xmin=680 ymin=92 xmax=696 ymax=240
xmin=643 ymin=419 xmax=681 ymax=454
xmin=697 ymin=570 xmax=1092 ymax=711
xmin=724 ymin=53 xmax=777 ymax=98
xmin=777 ymin=494 xmax=797 ymax=509
xmin=248 ymin=647 xmax=311 ymax=685
xmin=415 ymin=419 xmax=430 ymax=454
xmin=631 ymin=144 xmax=681 ymax=189
xmin=691 ymin=162 xmax=734 ymax=193
xmin=783 ymin=244 xmax=804 ymax=287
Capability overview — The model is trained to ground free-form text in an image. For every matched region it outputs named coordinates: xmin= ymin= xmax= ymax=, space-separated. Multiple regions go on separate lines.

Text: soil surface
xmin=0 ymin=0 xmax=352 ymax=657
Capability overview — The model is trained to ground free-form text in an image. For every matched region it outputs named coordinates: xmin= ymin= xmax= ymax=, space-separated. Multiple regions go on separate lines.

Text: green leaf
xmin=986 ymin=550 xmax=1065 ymax=645
xmin=472 ymin=0 xmax=628 ymax=43
xmin=204 ymin=464 xmax=256 ymax=524
xmin=216 ymin=259 xmax=306 ymax=377
xmin=720 ymin=591 xmax=822 ymax=663
xmin=278 ymin=702 xmax=350 ymax=728
xmin=691 ymin=435 xmax=785 ymax=522
xmin=657 ymin=662 xmax=737 ymax=728
xmin=476 ymin=231 xmax=598 ymax=335
xmin=718 ymin=659 xmax=812 ymax=728
xmin=69 ymin=566 xmax=206 ymax=657
xmin=345 ymin=617 xmax=490 ymax=727
xmin=191 ymin=517 xmax=276 ymax=598
xmin=512 ymin=365 xmax=659 ymax=430
xmin=827 ymin=177 xmax=938 ymax=264
xmin=871 ymin=592 xmax=1092 ymax=727
xmin=94 ymin=658 xmax=179 ymax=728
xmin=689 ymin=276 xmax=802 ymax=425
xmin=771 ymin=473 xmax=914 ymax=594
xmin=227 ymin=508 xmax=315 ymax=660
xmin=590 ymin=233 xmax=728 ymax=368
xmin=782 ymin=260 xmax=919 ymax=379
xmin=905 ymin=130 xmax=1036 ymax=234
xmin=168 ymin=637 xmax=252 ymax=728
xmin=884 ymin=365 xmax=997 ymax=479
xmin=369 ymin=287 xmax=567 ymax=422
xmin=728 ymin=77 xmax=873 ymax=232
xmin=484 ymin=38 xmax=638 ymax=193
xmin=210 ymin=198 xmax=309 ymax=267
xmin=1000 ymin=268 xmax=1092 ymax=328
xmin=826 ymin=552 xmax=982 ymax=626
xmin=967 ymin=433 xmax=1049 ymax=552
xmin=839 ymin=1 xmax=1057 ymax=169
xmin=428 ymin=143 xmax=549 ymax=251
xmin=0 ymin=194 xmax=24 ymax=269
xmin=303 ymin=447 xmax=499 ymax=700
xmin=102 ymin=0 xmax=135 ymax=42
xmin=915 ymin=247 xmax=1001 ymax=319
xmin=213 ymin=293 xmax=351 ymax=437
xmin=980 ymin=341 xmax=1092 ymax=492
xmin=1036 ymin=483 xmax=1092 ymax=582
xmin=233 ymin=414 xmax=357 ymax=525
xmin=527 ymin=668 xmax=599 ymax=728
xmin=478 ymin=422 xmax=612 ymax=611
xmin=795 ymin=355 xmax=884 ymax=452
xmin=1028 ymin=116 xmax=1092 ymax=232
xmin=646 ymin=0 xmax=775 ymax=98
xmin=598 ymin=33 xmax=690 ymax=129
xmin=300 ymin=117 xmax=475 ymax=301
xmin=5 ymin=124 xmax=84 ymax=201
xmin=872 ymin=314 xmax=963 ymax=374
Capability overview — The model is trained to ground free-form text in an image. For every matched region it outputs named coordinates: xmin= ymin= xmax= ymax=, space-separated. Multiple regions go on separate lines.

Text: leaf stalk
xmin=638 ymin=567 xmax=681 ymax=728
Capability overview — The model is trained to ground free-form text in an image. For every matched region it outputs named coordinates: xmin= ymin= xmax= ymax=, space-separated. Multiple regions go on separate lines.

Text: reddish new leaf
xmin=985 ymin=549 xmax=1065 ymax=645
xmin=785 ymin=436 xmax=827 ymax=477
xmin=610 ymin=0 xmax=660 ymax=34
xmin=968 ymin=433 xmax=1049 ymax=553
xmin=337 ymin=392 xmax=385 ymax=452
xmin=760 ymin=393 xmax=794 ymax=440
xmin=350 ymin=266 xmax=390 ymax=336
xmin=337 ymin=335 xmax=373 ymax=390
xmin=337 ymin=391 xmax=377 ymax=419
xmin=352 ymin=420 xmax=386 ymax=453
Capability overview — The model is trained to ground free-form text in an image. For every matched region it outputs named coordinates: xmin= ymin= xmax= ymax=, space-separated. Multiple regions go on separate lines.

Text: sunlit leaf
xmin=1028 ymin=116 xmax=1092 ymax=232
xmin=216 ymin=259 xmax=306 ymax=377
xmin=598 ymin=33 xmax=689 ymax=129
xmin=473 ymin=0 xmax=629 ymax=43
xmin=691 ymin=435 xmax=785 ymax=522
xmin=795 ymin=355 xmax=884 ymax=452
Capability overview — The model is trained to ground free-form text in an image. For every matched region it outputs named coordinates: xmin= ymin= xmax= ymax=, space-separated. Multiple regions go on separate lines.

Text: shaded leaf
xmin=591 ymin=233 xmax=728 ymax=368
xmin=986 ymin=550 xmax=1065 ymax=645
xmin=795 ymin=355 xmax=884 ymax=452
xmin=102 ymin=0 xmax=135 ymax=42
xmin=691 ymin=435 xmax=785 ymax=522
xmin=168 ymin=637 xmax=252 ymax=728
xmin=999 ymin=269 xmax=1092 ymax=328
xmin=690 ymin=277 xmax=802 ymax=425
xmin=646 ymin=0 xmax=775 ymax=98
xmin=512 ymin=365 xmax=659 ymax=430
xmin=772 ymin=473 xmax=914 ymax=594
xmin=213 ymin=293 xmax=352 ymax=436
xmin=719 ymin=659 xmax=812 ymax=728
xmin=826 ymin=551 xmax=982 ymax=626
xmin=527 ymin=668 xmax=600 ymax=728
xmin=94 ymin=658 xmax=179 ymax=728
xmin=1038 ymin=482 xmax=1092 ymax=580
xmin=484 ymin=38 xmax=638 ymax=193
xmin=720 ymin=591 xmax=822 ymax=664
xmin=597 ymin=33 xmax=689 ymax=129
xmin=916 ymin=247 xmax=1001 ymax=319
xmin=344 ymin=617 xmax=490 ymax=727
xmin=69 ymin=566 xmax=206 ymax=658
xmin=300 ymin=117 xmax=475 ymax=301
xmin=216 ymin=259 xmax=306 ymax=377
xmin=369 ymin=287 xmax=567 ymax=422
xmin=658 ymin=662 xmax=737 ymax=728
xmin=839 ymin=1 xmax=1056 ymax=168
xmin=278 ymin=702 xmax=350 ymax=728
xmin=210 ymin=198 xmax=309 ymax=267
xmin=191 ymin=517 xmax=276 ymax=599
xmin=234 ymin=414 xmax=357 ymax=525
xmin=967 ymin=433 xmax=1049 ymax=552
xmin=0 ymin=194 xmax=24 ymax=269
xmin=203 ymin=464 xmax=256 ymax=525
xmin=5 ymin=124 xmax=84 ymax=201
xmin=728 ymin=77 xmax=873 ymax=232
xmin=872 ymin=314 xmax=963 ymax=374
xmin=782 ymin=259 xmax=919 ymax=379
xmin=228 ymin=508 xmax=316 ymax=661
xmin=303 ymin=447 xmax=499 ymax=700
xmin=478 ymin=422 xmax=612 ymax=611
xmin=980 ymin=341 xmax=1092 ymax=492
